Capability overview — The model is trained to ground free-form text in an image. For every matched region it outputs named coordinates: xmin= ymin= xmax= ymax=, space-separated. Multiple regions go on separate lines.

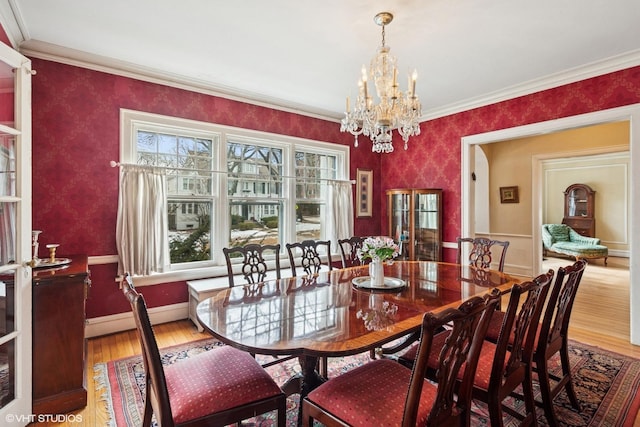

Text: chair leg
xmin=277 ymin=396 xmax=287 ymax=427
xmin=536 ymin=357 xmax=560 ymax=427
xmin=522 ymin=369 xmax=538 ymax=426
xmin=487 ymin=394 xmax=505 ymax=427
xmin=560 ymin=343 xmax=581 ymax=410
xmin=142 ymin=396 xmax=153 ymax=427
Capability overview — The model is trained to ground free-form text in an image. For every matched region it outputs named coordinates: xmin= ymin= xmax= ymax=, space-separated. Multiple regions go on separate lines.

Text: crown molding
xmin=14 ymin=40 xmax=640 ymax=126
xmin=18 ymin=39 xmax=342 ymax=123
xmin=421 ymin=49 xmax=640 ymax=121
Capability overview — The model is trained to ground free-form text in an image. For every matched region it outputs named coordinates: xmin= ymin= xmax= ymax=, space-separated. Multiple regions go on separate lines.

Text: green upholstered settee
xmin=542 ymin=223 xmax=608 ymax=265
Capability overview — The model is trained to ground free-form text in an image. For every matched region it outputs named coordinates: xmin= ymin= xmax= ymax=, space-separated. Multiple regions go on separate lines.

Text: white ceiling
xmin=1 ymin=0 xmax=640 ymax=121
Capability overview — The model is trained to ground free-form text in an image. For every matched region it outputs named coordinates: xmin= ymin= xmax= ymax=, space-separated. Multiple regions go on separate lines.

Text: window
xmin=121 ymin=110 xmax=349 ymax=278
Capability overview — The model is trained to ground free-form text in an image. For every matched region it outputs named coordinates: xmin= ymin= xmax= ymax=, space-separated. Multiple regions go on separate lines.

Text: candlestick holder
xmin=31 ymin=230 xmax=43 ymax=267
xmin=46 ymin=244 xmax=60 ymax=263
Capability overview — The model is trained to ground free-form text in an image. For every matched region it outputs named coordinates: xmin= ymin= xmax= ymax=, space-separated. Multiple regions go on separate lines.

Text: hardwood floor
xmin=31 ymin=256 xmax=639 ymax=426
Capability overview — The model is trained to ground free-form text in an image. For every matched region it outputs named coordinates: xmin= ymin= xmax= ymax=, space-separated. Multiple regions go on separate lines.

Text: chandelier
xmin=341 ymin=12 xmax=422 ymax=153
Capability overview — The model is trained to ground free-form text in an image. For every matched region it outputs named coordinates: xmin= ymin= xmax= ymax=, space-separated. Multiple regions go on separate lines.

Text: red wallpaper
xmin=30 ymin=59 xmax=379 ymax=317
xmin=30 ymin=58 xmax=640 ymax=318
xmin=380 ymin=66 xmax=640 ymax=262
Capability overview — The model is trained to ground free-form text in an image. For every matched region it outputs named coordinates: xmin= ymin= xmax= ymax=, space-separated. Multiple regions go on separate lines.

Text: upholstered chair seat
xmin=306 ymin=359 xmax=436 ymax=426
xmin=164 ymin=345 xmax=284 ymax=424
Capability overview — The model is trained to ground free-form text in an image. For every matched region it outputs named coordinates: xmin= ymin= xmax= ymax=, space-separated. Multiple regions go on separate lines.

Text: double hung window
xmin=120 ymin=110 xmax=348 ymax=278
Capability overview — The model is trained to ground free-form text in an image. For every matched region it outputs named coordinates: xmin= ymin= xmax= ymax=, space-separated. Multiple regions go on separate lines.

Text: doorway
xmin=461 ymin=104 xmax=640 ymax=345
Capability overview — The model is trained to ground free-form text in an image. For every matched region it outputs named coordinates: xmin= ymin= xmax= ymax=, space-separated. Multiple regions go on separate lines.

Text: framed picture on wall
xmin=356 ymin=169 xmax=373 ymax=217
xmin=500 ymin=186 xmax=519 ymax=203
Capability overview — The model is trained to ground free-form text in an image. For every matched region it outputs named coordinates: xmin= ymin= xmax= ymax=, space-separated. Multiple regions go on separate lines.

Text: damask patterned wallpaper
xmin=380 ymin=66 xmax=640 ymax=258
xmin=29 ymin=57 xmax=640 ymax=318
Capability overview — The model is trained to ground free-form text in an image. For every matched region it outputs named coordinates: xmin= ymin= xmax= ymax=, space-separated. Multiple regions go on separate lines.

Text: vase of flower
xmin=369 ymin=259 xmax=385 ymax=287
xmin=358 ymin=236 xmax=400 ymax=287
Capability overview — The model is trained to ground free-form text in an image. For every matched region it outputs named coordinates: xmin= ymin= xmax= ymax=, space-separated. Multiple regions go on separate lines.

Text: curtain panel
xmin=116 ymin=164 xmax=170 ymax=276
xmin=327 ymin=180 xmax=354 ymax=251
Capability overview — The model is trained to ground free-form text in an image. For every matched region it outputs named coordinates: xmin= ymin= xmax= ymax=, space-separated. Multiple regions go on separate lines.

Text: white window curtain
xmin=326 ymin=180 xmax=354 ymax=251
xmin=116 ymin=164 xmax=170 ymax=276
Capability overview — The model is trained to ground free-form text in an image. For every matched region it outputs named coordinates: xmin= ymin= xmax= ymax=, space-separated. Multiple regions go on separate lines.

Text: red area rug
xmin=94 ymin=338 xmax=640 ymax=426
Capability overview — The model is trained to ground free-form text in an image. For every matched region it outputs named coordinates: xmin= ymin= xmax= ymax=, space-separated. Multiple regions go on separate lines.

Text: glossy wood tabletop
xmin=196 ymin=261 xmax=519 ymax=359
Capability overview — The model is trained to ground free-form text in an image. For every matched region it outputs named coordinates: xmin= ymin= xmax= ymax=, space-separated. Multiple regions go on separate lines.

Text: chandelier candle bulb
xmin=411 ymin=70 xmax=417 ymax=96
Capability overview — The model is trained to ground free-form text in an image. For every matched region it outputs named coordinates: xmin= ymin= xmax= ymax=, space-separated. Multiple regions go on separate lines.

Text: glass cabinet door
xmin=387 ymin=189 xmax=442 ymax=261
xmin=413 ymin=191 xmax=441 ymax=261
xmin=568 ymin=187 xmax=588 ymax=217
xmin=389 ymin=192 xmax=410 ymax=259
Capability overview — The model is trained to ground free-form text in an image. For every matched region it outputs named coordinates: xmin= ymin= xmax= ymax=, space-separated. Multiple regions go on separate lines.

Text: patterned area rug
xmin=94 ymin=338 xmax=640 ymax=426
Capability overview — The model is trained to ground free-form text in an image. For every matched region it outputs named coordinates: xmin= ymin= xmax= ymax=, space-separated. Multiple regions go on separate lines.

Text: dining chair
xmin=399 ymin=270 xmax=554 ymax=426
xmin=223 ymin=243 xmax=298 ymax=368
xmin=223 ymin=243 xmax=281 ymax=287
xmin=456 ymin=237 xmax=510 ymax=272
xmin=484 ymin=259 xmax=587 ymax=426
xmin=121 ymin=274 xmax=287 ymax=427
xmin=301 ymin=289 xmax=502 ymax=427
xmin=286 ymin=239 xmax=332 ymax=277
xmin=337 ymin=236 xmax=368 ymax=268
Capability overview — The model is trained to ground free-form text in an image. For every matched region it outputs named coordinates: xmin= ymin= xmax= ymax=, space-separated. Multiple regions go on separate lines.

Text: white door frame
xmin=0 ymin=41 xmax=33 ymax=423
xmin=461 ymin=104 xmax=640 ymax=345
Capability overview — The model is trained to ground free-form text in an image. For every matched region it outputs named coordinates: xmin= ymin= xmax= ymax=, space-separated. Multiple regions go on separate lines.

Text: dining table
xmin=196 ymin=260 xmax=519 ymax=421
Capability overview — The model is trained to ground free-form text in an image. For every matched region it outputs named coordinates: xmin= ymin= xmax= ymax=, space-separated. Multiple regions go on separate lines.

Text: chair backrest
xmin=456 ymin=237 xmax=510 ymax=272
xmin=337 ymin=236 xmax=367 ymax=268
xmin=223 ymin=243 xmax=281 ymax=287
xmin=403 ymin=289 xmax=501 ymax=427
xmin=492 ymin=270 xmax=554 ymax=389
xmin=537 ymin=259 xmax=587 ymax=355
xmin=121 ymin=274 xmax=174 ymax=425
xmin=286 ymin=240 xmax=332 ymax=277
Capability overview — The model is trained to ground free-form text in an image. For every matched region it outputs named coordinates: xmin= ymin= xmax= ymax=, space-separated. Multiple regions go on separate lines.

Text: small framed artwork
xmin=500 ymin=186 xmax=519 ymax=204
xmin=356 ymin=168 xmax=373 ymax=217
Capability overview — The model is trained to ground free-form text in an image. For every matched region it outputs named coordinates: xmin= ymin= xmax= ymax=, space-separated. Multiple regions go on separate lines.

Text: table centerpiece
xmin=357 ymin=236 xmax=400 ymax=287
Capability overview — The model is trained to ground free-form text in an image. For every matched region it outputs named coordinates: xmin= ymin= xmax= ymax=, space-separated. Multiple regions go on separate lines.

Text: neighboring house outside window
xmin=120 ymin=109 xmax=348 ymax=277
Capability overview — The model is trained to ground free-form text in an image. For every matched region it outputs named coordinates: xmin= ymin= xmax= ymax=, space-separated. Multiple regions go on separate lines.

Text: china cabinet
xmin=386 ymin=189 xmax=442 ymax=261
xmin=562 ymin=183 xmax=595 ymax=237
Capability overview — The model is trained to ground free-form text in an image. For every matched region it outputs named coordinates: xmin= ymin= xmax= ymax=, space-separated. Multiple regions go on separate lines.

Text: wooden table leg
xmin=292 ymin=355 xmax=326 ymax=426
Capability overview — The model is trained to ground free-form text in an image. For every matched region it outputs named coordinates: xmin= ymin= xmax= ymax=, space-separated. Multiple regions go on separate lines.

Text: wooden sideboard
xmin=32 ymin=254 xmax=90 ymax=415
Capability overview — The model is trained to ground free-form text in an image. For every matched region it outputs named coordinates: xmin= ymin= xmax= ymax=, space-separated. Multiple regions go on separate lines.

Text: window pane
xmin=0 ymin=271 xmax=16 ymax=408
xmin=229 ymin=202 xmax=282 ymax=248
xmin=168 ymin=201 xmax=212 ymax=263
xmin=137 ymin=131 xmax=213 ymax=173
xmin=294 ymin=151 xmax=337 ymax=201
xmin=0 ymin=274 xmax=15 ymax=337
xmin=0 ymin=134 xmax=15 ymax=197
xmin=294 ymin=151 xmax=337 ymax=242
xmin=0 ymin=338 xmax=15 ymax=408
xmin=295 ymin=202 xmax=321 ymax=242
xmin=227 ymin=141 xmax=283 ymax=198
xmin=0 ymin=61 xmax=15 ymax=123
xmin=0 ymin=202 xmax=16 ymax=264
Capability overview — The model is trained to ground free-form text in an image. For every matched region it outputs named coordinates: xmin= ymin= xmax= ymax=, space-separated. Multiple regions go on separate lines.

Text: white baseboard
xmin=85 ymin=302 xmax=189 ymax=338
